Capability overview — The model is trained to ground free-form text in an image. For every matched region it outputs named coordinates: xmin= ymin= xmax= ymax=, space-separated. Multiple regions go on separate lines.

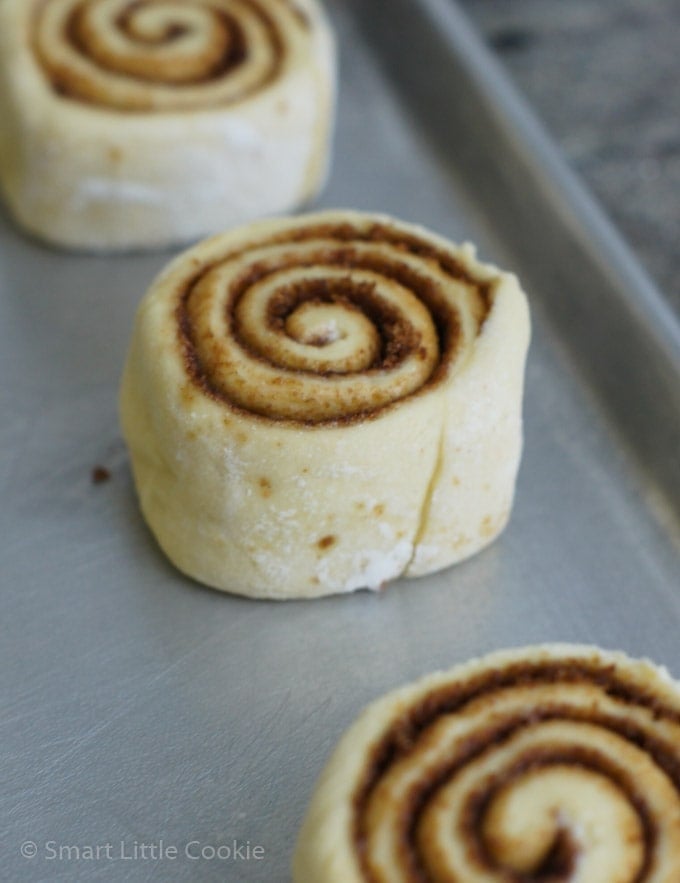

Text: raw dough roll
xmin=119 ymin=210 xmax=530 ymax=598
xmin=0 ymin=0 xmax=334 ymax=250
xmin=293 ymin=644 xmax=680 ymax=882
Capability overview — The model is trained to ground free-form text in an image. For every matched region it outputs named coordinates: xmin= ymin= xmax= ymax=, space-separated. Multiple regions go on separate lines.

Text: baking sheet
xmin=2 ymin=1 xmax=680 ymax=881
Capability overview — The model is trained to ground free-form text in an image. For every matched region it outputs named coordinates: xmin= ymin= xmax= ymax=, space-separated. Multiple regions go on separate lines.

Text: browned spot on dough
xmin=236 ymin=430 xmax=248 ymax=444
xmin=355 ymin=501 xmax=366 ymax=511
xmin=480 ymin=516 xmax=496 ymax=538
xmin=108 ymin=146 xmax=122 ymax=163
xmin=186 ymin=430 xmax=197 ymax=441
xmin=317 ymin=535 xmax=336 ymax=551
xmin=373 ymin=503 xmax=385 ymax=517
xmin=452 ymin=476 xmax=461 ymax=486
xmin=310 ymin=576 xmax=320 ymax=586
xmin=259 ymin=477 xmax=272 ymax=497
xmin=180 ymin=384 xmax=195 ymax=405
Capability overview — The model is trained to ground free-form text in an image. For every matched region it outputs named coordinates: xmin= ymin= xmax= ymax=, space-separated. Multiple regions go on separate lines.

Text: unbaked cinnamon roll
xmin=0 ymin=0 xmax=334 ymax=249
xmin=119 ymin=210 xmax=530 ymax=598
xmin=293 ymin=645 xmax=680 ymax=882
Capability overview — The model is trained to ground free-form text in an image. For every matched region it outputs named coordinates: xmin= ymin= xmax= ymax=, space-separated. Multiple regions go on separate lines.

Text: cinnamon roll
xmin=119 ymin=210 xmax=530 ymax=598
xmin=0 ymin=0 xmax=334 ymax=250
xmin=293 ymin=644 xmax=680 ymax=882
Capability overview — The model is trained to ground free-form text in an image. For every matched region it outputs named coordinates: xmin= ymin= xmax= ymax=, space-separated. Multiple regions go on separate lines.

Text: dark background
xmin=461 ymin=0 xmax=680 ymax=313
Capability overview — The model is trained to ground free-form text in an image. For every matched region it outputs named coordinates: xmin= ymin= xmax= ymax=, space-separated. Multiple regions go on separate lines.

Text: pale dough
xmin=0 ymin=0 xmax=335 ymax=250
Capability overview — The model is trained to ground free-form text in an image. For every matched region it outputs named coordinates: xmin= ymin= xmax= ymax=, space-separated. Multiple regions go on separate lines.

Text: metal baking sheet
xmin=2 ymin=1 xmax=679 ymax=880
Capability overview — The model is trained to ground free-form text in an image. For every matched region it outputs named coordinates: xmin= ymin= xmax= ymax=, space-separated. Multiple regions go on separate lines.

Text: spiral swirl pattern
xmin=294 ymin=646 xmax=680 ymax=882
xmin=32 ymin=0 xmax=309 ymax=110
xmin=177 ymin=217 xmax=492 ymax=423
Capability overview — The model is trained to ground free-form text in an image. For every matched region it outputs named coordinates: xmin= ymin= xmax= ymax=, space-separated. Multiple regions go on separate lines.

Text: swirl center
xmin=478 ymin=763 xmax=643 ymax=879
xmin=236 ymin=270 xmax=389 ymax=375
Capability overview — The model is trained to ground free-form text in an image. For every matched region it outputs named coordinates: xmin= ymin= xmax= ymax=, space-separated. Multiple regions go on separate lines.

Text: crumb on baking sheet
xmin=91 ymin=466 xmax=111 ymax=485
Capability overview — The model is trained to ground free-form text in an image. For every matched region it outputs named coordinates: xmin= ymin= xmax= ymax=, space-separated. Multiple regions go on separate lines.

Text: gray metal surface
xmin=2 ymin=1 xmax=679 ymax=881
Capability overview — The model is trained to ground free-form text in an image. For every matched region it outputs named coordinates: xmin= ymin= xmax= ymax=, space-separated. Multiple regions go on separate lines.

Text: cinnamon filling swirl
xmin=349 ymin=655 xmax=680 ymax=883
xmin=175 ymin=221 xmax=493 ymax=424
xmin=31 ymin=0 xmax=307 ymax=111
